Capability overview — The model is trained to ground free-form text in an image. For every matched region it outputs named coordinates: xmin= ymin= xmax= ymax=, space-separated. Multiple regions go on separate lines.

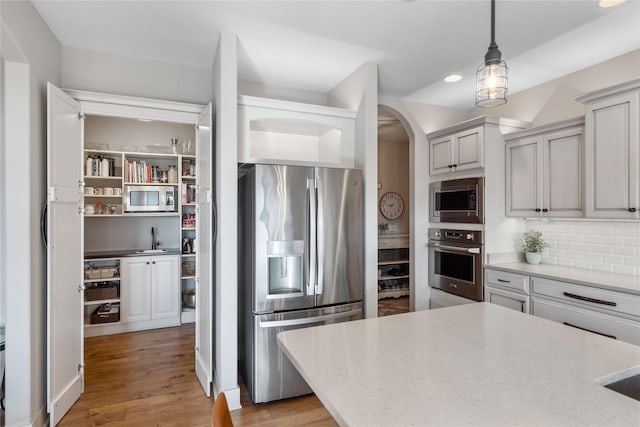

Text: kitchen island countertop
xmin=278 ymin=303 xmax=640 ymax=426
xmin=487 ymin=262 xmax=640 ymax=295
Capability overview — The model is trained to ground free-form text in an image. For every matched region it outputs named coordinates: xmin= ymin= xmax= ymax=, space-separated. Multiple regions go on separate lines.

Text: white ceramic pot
xmin=525 ymin=252 xmax=542 ymax=265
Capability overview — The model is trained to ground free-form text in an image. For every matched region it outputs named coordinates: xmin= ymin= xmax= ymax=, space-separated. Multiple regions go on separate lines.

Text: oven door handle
xmin=428 ymin=242 xmax=480 ymax=254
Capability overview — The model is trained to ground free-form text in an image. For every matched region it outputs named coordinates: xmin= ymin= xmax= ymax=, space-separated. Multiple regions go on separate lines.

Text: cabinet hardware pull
xmin=452 ymin=164 xmax=458 ymax=168
xmin=497 ymin=278 xmax=511 ymax=283
xmin=629 ymin=208 xmax=637 ymax=213
xmin=146 ymin=261 xmax=150 ymax=265
xmin=152 ymin=261 xmax=156 ymax=264
xmin=542 ymin=208 xmax=549 ymax=212
xmin=535 ymin=208 xmax=541 ymax=212
xmin=447 ymin=164 xmax=453 ymax=168
xmin=562 ymin=291 xmax=616 ymax=306
xmin=562 ymin=322 xmax=616 ymax=340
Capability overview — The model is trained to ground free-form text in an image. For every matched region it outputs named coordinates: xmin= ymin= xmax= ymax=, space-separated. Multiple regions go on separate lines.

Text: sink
xmin=136 ymin=249 xmax=169 ymax=254
xmin=598 ymin=366 xmax=640 ymax=402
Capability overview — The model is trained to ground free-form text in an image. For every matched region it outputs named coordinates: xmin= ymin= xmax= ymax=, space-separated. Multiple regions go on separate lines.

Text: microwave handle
xmin=428 ymin=242 xmax=480 ymax=254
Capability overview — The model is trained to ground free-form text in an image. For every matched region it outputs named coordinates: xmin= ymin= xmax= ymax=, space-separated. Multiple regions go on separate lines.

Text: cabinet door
xmin=46 ymin=82 xmax=84 ymax=425
xmin=151 ymin=255 xmax=180 ymax=319
xmin=585 ymin=91 xmax=640 ymax=218
xmin=429 ymin=134 xmax=454 ymax=175
xmin=506 ymin=138 xmax=541 ymax=217
xmin=453 ymin=126 xmax=484 ymax=172
xmin=543 ymin=127 xmax=583 ymax=217
xmin=121 ymin=257 xmax=151 ymax=322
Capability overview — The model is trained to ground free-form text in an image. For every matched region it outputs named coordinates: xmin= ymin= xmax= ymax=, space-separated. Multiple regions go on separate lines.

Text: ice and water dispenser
xmin=267 ymin=240 xmax=304 ymax=295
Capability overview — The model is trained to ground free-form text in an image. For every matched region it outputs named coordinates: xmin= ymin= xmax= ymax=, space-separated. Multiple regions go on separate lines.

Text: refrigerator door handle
xmin=307 ymin=178 xmax=317 ymax=296
xmin=259 ymin=308 xmax=362 ymax=329
xmin=316 ymin=177 xmax=324 ymax=295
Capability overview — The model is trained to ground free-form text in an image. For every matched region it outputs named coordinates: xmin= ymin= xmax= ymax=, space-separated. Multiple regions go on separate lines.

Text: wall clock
xmin=379 ymin=192 xmax=404 ymax=220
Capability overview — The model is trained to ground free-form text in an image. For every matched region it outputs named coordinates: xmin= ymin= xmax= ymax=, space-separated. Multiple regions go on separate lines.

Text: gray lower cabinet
xmin=484 ymin=268 xmax=530 ymax=314
xmin=530 ymin=276 xmax=640 ymax=346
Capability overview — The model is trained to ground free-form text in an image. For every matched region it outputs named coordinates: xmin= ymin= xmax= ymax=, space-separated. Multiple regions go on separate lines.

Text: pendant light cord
xmin=491 ymin=0 xmax=496 ymax=45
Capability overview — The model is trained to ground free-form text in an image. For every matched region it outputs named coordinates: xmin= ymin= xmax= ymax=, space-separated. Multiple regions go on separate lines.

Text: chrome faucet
xmin=151 ymin=227 xmax=161 ymax=250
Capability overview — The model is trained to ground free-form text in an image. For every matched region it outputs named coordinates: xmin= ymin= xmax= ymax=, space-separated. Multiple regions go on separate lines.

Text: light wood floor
xmin=59 ymin=324 xmax=336 ymax=426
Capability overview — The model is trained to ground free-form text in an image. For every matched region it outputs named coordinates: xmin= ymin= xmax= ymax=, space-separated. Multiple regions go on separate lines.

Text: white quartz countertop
xmin=278 ymin=303 xmax=640 ymax=426
xmin=486 ymin=262 xmax=640 ymax=295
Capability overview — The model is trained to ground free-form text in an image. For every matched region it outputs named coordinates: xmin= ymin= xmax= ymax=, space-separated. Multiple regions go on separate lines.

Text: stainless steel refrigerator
xmin=238 ymin=164 xmax=363 ymax=403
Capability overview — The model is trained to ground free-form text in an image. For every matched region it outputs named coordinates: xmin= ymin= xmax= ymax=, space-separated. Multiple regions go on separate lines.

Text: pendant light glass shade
xmin=476 ymin=60 xmax=508 ymax=107
xmin=475 ymin=0 xmax=508 ymax=107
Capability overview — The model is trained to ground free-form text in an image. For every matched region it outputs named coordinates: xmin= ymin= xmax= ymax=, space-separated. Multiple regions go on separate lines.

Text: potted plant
xmin=522 ymin=230 xmax=548 ymax=265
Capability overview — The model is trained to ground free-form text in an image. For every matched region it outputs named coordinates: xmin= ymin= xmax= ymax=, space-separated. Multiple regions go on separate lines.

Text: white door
xmin=47 ymin=83 xmax=84 ymax=425
xmin=152 ymin=255 xmax=180 ymax=319
xmin=121 ymin=257 xmax=151 ymax=322
xmin=195 ymin=103 xmax=214 ymax=396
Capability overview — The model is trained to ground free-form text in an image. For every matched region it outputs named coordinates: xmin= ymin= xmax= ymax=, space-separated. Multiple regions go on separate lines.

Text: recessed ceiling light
xmin=598 ymin=0 xmax=626 ymax=8
xmin=444 ymin=74 xmax=462 ymax=83
xmin=137 ymin=118 xmax=153 ymax=122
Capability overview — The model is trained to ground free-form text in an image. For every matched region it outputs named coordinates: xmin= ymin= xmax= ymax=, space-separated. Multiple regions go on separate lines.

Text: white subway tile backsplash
xmin=574 ymin=260 xmax=593 ymax=270
xmin=614 ymin=246 xmax=636 ymax=256
xmin=624 ymin=257 xmax=640 ymax=266
xmin=574 ymin=243 xmax=592 ymax=252
xmin=582 ymin=253 xmax=603 ymax=262
xmin=624 ymin=238 xmax=640 ymax=247
xmin=558 ymin=258 xmax=575 ymax=267
xmin=602 ymin=255 xmax=624 ymax=265
xmin=526 ymin=220 xmax=640 ymax=277
xmin=593 ymin=263 xmax=614 ymax=273
xmin=614 ymin=265 xmax=636 ymax=276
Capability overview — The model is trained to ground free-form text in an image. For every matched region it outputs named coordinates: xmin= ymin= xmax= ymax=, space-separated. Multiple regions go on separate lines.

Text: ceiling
xmin=32 ymin=0 xmax=640 ymax=110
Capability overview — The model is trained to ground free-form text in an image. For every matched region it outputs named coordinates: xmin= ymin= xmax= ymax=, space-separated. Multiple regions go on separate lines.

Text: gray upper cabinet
xmin=577 ymin=80 xmax=640 ymax=219
xmin=429 ymin=126 xmax=484 ymax=176
xmin=505 ymin=118 xmax=584 ymax=218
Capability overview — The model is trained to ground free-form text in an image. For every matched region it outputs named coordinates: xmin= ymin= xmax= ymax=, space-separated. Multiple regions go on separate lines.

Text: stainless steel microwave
xmin=124 ymin=185 xmax=177 ymax=213
xmin=430 ymin=177 xmax=484 ymax=224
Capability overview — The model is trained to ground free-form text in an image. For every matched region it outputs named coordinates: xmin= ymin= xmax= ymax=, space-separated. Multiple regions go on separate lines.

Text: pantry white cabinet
xmin=576 ymin=79 xmax=640 ymax=219
xmin=121 ymin=255 xmax=180 ymax=325
xmin=505 ymin=118 xmax=584 ymax=218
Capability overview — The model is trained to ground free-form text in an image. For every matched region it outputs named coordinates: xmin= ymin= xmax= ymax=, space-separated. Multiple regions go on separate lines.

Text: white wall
xmin=1 ymin=1 xmax=62 ymax=425
xmin=62 ymin=47 xmax=213 ymax=105
xmin=238 ymin=79 xmax=327 ymax=105
xmin=211 ymin=32 xmax=241 ymax=409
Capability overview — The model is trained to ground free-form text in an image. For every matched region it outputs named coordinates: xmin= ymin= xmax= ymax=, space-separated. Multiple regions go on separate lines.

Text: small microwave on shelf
xmin=124 ymin=185 xmax=177 ymax=213
xmin=430 ymin=177 xmax=484 ymax=224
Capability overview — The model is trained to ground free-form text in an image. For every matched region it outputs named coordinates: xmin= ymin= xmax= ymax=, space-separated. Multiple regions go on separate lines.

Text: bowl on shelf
xmin=182 ymin=288 xmax=196 ymax=308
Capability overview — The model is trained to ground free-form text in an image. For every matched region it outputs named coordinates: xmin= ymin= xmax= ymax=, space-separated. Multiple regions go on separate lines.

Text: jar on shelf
xmin=168 ymin=165 xmax=178 ymax=183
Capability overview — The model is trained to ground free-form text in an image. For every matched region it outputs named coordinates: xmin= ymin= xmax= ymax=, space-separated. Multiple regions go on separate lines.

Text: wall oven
xmin=428 ymin=228 xmax=483 ymax=302
xmin=430 ymin=177 xmax=483 ymax=224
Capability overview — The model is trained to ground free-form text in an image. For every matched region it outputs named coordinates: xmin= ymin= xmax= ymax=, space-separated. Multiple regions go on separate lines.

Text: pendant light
xmin=476 ymin=0 xmax=508 ymax=107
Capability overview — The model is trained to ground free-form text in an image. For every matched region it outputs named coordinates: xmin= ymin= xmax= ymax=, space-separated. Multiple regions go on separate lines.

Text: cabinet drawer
xmin=531 ymin=277 xmax=640 ymax=320
xmin=485 ymin=269 xmax=529 ymax=294
xmin=532 ymin=297 xmax=640 ymax=346
xmin=485 ymin=285 xmax=530 ymax=314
